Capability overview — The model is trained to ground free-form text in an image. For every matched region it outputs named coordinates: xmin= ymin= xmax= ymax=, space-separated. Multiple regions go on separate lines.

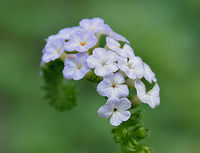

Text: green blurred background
xmin=0 ymin=0 xmax=200 ymax=153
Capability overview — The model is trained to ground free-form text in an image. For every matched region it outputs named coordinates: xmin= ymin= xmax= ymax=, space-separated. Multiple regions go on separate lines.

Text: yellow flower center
xmin=112 ymin=83 xmax=117 ymax=88
xmin=76 ymin=64 xmax=82 ymax=70
xmin=80 ymin=41 xmax=87 ymax=46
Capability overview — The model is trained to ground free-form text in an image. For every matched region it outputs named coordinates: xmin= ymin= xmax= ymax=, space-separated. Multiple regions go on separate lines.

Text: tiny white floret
xmin=106 ymin=36 xmax=121 ymax=51
xmin=106 ymin=37 xmax=134 ymax=58
xmin=86 ymin=48 xmax=119 ymax=76
xmin=56 ymin=26 xmax=84 ymax=40
xmin=65 ymin=30 xmax=97 ymax=52
xmin=118 ymin=56 xmax=144 ymax=79
xmin=42 ymin=39 xmax=65 ymax=63
xmin=79 ymin=17 xmax=106 ymax=33
xmin=97 ymin=72 xmax=129 ymax=98
xmin=134 ymin=79 xmax=160 ymax=108
xmin=63 ymin=53 xmax=90 ymax=80
xmin=98 ymin=97 xmax=131 ymax=126
xmin=45 ymin=27 xmax=82 ymax=46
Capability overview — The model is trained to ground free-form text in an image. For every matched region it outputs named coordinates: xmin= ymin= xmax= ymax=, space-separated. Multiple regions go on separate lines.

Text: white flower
xmin=79 ymin=17 xmax=130 ymax=43
xmin=45 ymin=27 xmax=82 ymax=44
xmin=79 ymin=17 xmax=106 ymax=33
xmin=106 ymin=37 xmax=134 ymax=58
xmin=106 ymin=36 xmax=120 ymax=51
xmin=104 ymin=24 xmax=129 ymax=43
xmin=42 ymin=39 xmax=65 ymax=63
xmin=56 ymin=26 xmax=83 ymax=40
xmin=98 ymin=98 xmax=131 ymax=126
xmin=86 ymin=48 xmax=119 ymax=76
xmin=143 ymin=63 xmax=157 ymax=83
xmin=63 ymin=53 xmax=90 ymax=80
xmin=134 ymin=79 xmax=160 ymax=108
xmin=118 ymin=56 xmax=144 ymax=79
xmin=65 ymin=30 xmax=97 ymax=52
xmin=97 ymin=72 xmax=129 ymax=98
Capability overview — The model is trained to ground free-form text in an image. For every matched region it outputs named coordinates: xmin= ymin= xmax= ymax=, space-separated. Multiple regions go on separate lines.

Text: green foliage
xmin=98 ymin=34 xmax=107 ymax=48
xmin=112 ymin=110 xmax=151 ymax=153
xmin=41 ymin=59 xmax=77 ymax=111
xmin=85 ymin=70 xmax=103 ymax=83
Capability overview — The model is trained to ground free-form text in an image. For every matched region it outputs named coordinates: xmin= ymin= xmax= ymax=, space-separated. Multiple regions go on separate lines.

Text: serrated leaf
xmin=41 ymin=59 xmax=77 ymax=111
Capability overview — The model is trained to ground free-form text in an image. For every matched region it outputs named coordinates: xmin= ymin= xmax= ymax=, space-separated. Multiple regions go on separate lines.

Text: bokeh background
xmin=0 ymin=0 xmax=200 ymax=153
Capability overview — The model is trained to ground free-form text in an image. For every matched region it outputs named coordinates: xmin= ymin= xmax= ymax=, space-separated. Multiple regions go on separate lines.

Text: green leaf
xmin=41 ymin=59 xmax=77 ymax=111
xmin=85 ymin=70 xmax=103 ymax=83
xmin=112 ymin=110 xmax=152 ymax=153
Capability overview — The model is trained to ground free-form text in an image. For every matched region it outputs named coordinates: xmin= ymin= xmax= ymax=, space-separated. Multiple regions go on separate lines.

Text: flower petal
xmin=118 ymin=98 xmax=132 ymax=111
xmin=114 ymin=72 xmax=125 ymax=84
xmin=106 ymin=36 xmax=121 ymax=51
xmin=110 ymin=112 xmax=122 ymax=126
xmin=117 ymin=111 xmax=131 ymax=121
xmin=143 ymin=63 xmax=157 ymax=83
xmin=98 ymin=104 xmax=114 ymax=118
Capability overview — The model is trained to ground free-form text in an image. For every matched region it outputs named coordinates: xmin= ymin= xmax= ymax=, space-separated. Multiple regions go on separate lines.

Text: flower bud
xmin=132 ymin=126 xmax=148 ymax=140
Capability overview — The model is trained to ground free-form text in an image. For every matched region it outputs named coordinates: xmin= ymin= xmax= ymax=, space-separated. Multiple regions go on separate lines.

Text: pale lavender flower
xmin=97 ymin=72 xmax=129 ymax=98
xmin=56 ymin=26 xmax=83 ymax=40
xmin=79 ymin=17 xmax=106 ymax=33
xmin=118 ymin=56 xmax=144 ymax=79
xmin=134 ymin=79 xmax=160 ymax=108
xmin=106 ymin=36 xmax=121 ymax=51
xmin=106 ymin=37 xmax=134 ymax=58
xmin=63 ymin=53 xmax=90 ymax=80
xmin=65 ymin=30 xmax=97 ymax=52
xmin=98 ymin=98 xmax=131 ymax=126
xmin=42 ymin=39 xmax=65 ymax=63
xmin=86 ymin=48 xmax=119 ymax=76
xmin=45 ymin=27 xmax=82 ymax=45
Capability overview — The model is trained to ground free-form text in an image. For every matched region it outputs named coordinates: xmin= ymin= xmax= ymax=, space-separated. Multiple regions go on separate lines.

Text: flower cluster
xmin=42 ymin=17 xmax=160 ymax=126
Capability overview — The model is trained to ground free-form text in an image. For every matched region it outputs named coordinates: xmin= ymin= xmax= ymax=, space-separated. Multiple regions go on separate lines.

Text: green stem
xmin=112 ymin=110 xmax=152 ymax=153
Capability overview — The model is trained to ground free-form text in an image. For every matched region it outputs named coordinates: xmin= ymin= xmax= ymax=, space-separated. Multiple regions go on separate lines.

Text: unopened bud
xmin=130 ymin=95 xmax=141 ymax=107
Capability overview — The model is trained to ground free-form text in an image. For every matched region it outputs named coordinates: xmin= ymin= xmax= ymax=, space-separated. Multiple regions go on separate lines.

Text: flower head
xmin=86 ymin=48 xmax=119 ymax=76
xmin=118 ymin=56 xmax=144 ymax=79
xmin=98 ymin=98 xmax=131 ymax=126
xmin=42 ymin=39 xmax=65 ymax=63
xmin=63 ymin=53 xmax=90 ymax=80
xmin=97 ymin=72 xmax=129 ymax=98
xmin=41 ymin=17 xmax=160 ymax=127
xmin=134 ymin=79 xmax=160 ymax=108
xmin=65 ymin=30 xmax=97 ymax=52
xmin=79 ymin=17 xmax=106 ymax=33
